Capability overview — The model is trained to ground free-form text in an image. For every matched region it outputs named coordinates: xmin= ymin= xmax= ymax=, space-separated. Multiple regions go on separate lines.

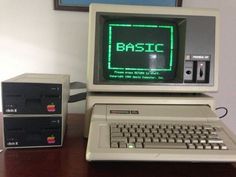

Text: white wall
xmin=0 ymin=0 xmax=235 ymax=132
xmin=0 ymin=0 xmax=88 ymax=113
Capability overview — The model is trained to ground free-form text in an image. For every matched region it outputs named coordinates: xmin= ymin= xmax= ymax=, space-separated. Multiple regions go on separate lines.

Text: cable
xmin=215 ymin=107 xmax=228 ymax=119
xmin=68 ymin=82 xmax=87 ymax=103
xmin=70 ymin=82 xmax=86 ymax=89
xmin=68 ymin=92 xmax=87 ymax=103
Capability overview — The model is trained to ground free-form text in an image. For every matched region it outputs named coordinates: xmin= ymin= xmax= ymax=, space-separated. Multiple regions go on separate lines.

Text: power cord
xmin=68 ymin=82 xmax=87 ymax=103
xmin=215 ymin=107 xmax=228 ymax=119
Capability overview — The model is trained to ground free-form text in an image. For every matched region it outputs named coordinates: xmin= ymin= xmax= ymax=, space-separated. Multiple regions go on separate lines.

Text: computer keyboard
xmin=110 ymin=123 xmax=228 ymax=150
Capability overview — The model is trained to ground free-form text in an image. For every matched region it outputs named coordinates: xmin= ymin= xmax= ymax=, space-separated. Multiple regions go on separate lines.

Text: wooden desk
xmin=0 ymin=114 xmax=236 ymax=177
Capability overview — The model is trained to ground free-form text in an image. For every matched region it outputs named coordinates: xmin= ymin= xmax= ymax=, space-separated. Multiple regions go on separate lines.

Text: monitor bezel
xmin=87 ymin=3 xmax=219 ymax=93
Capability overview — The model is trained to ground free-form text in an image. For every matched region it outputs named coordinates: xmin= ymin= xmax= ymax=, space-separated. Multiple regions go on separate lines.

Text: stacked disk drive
xmin=1 ymin=73 xmax=69 ymax=148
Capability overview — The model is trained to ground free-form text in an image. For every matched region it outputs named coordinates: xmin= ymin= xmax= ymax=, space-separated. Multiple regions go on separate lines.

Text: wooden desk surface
xmin=0 ymin=114 xmax=236 ymax=177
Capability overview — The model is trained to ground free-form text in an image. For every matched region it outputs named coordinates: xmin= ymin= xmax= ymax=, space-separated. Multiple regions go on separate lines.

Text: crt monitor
xmin=87 ymin=3 xmax=219 ymax=93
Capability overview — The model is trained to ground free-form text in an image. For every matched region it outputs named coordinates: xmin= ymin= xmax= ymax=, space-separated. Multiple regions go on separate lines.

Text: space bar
xmin=144 ymin=143 xmax=187 ymax=149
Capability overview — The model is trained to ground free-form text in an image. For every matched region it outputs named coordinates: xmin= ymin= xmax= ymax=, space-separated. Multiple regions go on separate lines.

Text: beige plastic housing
xmin=86 ymin=104 xmax=236 ymax=162
xmin=87 ymin=3 xmax=220 ymax=93
xmin=2 ymin=73 xmax=70 ymax=149
xmin=84 ymin=93 xmax=215 ymax=137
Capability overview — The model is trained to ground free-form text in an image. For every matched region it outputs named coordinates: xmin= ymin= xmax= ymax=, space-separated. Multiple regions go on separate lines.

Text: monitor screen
xmin=102 ymin=19 xmax=177 ymax=82
xmin=88 ymin=4 xmax=219 ymax=93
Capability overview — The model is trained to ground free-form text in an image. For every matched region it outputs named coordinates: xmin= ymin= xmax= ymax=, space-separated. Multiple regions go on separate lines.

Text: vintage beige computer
xmin=85 ymin=3 xmax=236 ymax=161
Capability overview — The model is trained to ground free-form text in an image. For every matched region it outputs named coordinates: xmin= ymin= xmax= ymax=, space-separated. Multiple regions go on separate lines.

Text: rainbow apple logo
xmin=47 ymin=103 xmax=56 ymax=112
xmin=47 ymin=135 xmax=56 ymax=144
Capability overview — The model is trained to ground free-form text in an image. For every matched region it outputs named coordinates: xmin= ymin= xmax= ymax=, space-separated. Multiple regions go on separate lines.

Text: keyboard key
xmin=160 ymin=138 xmax=167 ymax=143
xmin=127 ymin=143 xmax=135 ymax=149
xmin=146 ymin=124 xmax=153 ymax=129
xmin=168 ymin=138 xmax=175 ymax=143
xmin=146 ymin=133 xmax=154 ymax=137
xmin=154 ymin=133 xmax=162 ymax=138
xmin=207 ymin=134 xmax=219 ymax=139
xmin=135 ymin=142 xmax=143 ymax=148
xmin=173 ymin=130 xmax=180 ymax=134
xmin=199 ymin=139 xmax=206 ymax=143
xmin=203 ymin=125 xmax=213 ymax=130
xmin=153 ymin=124 xmax=159 ymax=129
xmin=204 ymin=144 xmax=212 ymax=150
xmin=144 ymin=129 xmax=150 ymax=133
xmin=128 ymin=137 xmax=136 ymax=143
xmin=122 ymin=128 xmax=128 ymax=133
xmin=137 ymin=137 xmax=144 ymax=143
xmin=151 ymin=129 xmax=157 ymax=133
xmin=139 ymin=124 xmax=145 ymax=129
xmin=191 ymin=139 xmax=199 ymax=143
xmin=180 ymin=130 xmax=187 ymax=134
xmin=184 ymin=134 xmax=191 ymax=139
xmin=189 ymin=125 xmax=195 ymax=130
xmin=187 ymin=143 xmax=196 ymax=149
xmin=111 ymin=132 xmax=123 ymax=137
xmin=196 ymin=144 xmax=204 ymax=149
xmin=131 ymin=133 xmax=138 ymax=137
xmin=161 ymin=134 xmax=168 ymax=138
xmin=196 ymin=125 xmax=203 ymax=130
xmin=202 ymin=130 xmax=209 ymax=135
xmin=144 ymin=137 xmax=152 ymax=143
xmin=174 ymin=125 xmax=181 ymax=129
xmin=129 ymin=128 xmax=135 ymax=133
xmin=220 ymin=144 xmax=228 ymax=150
xmin=109 ymin=123 xmax=226 ymax=151
xmin=181 ymin=125 xmax=188 ymax=129
xmin=124 ymin=132 xmax=131 ymax=137
xmin=144 ymin=142 xmax=187 ymax=149
xmin=152 ymin=138 xmax=159 ymax=142
xmin=211 ymin=143 xmax=220 ymax=150
xmin=132 ymin=124 xmax=138 ymax=129
xmin=177 ymin=134 xmax=184 ymax=138
xmin=136 ymin=128 xmax=143 ymax=133
xmin=176 ymin=138 xmax=183 ymax=143
xmin=208 ymin=139 xmax=224 ymax=144
xmin=169 ymin=134 xmax=177 ymax=138
xmin=119 ymin=142 xmax=127 ymax=148
xmin=111 ymin=142 xmax=118 ymax=148
xmin=195 ymin=130 xmax=202 ymax=134
xmin=191 ymin=134 xmax=199 ymax=139
xmin=111 ymin=137 xmax=127 ymax=143
xmin=125 ymin=124 xmax=131 ymax=128
xmin=118 ymin=124 xmax=125 ymax=128
xmin=199 ymin=135 xmax=207 ymax=139
xmin=183 ymin=139 xmax=191 ymax=143
xmin=139 ymin=133 xmax=146 ymax=137
xmin=209 ymin=130 xmax=217 ymax=135
xmin=188 ymin=130 xmax=194 ymax=134
xmin=160 ymin=124 xmax=167 ymax=129
xmin=111 ymin=128 xmax=120 ymax=133
xmin=165 ymin=129 xmax=172 ymax=134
